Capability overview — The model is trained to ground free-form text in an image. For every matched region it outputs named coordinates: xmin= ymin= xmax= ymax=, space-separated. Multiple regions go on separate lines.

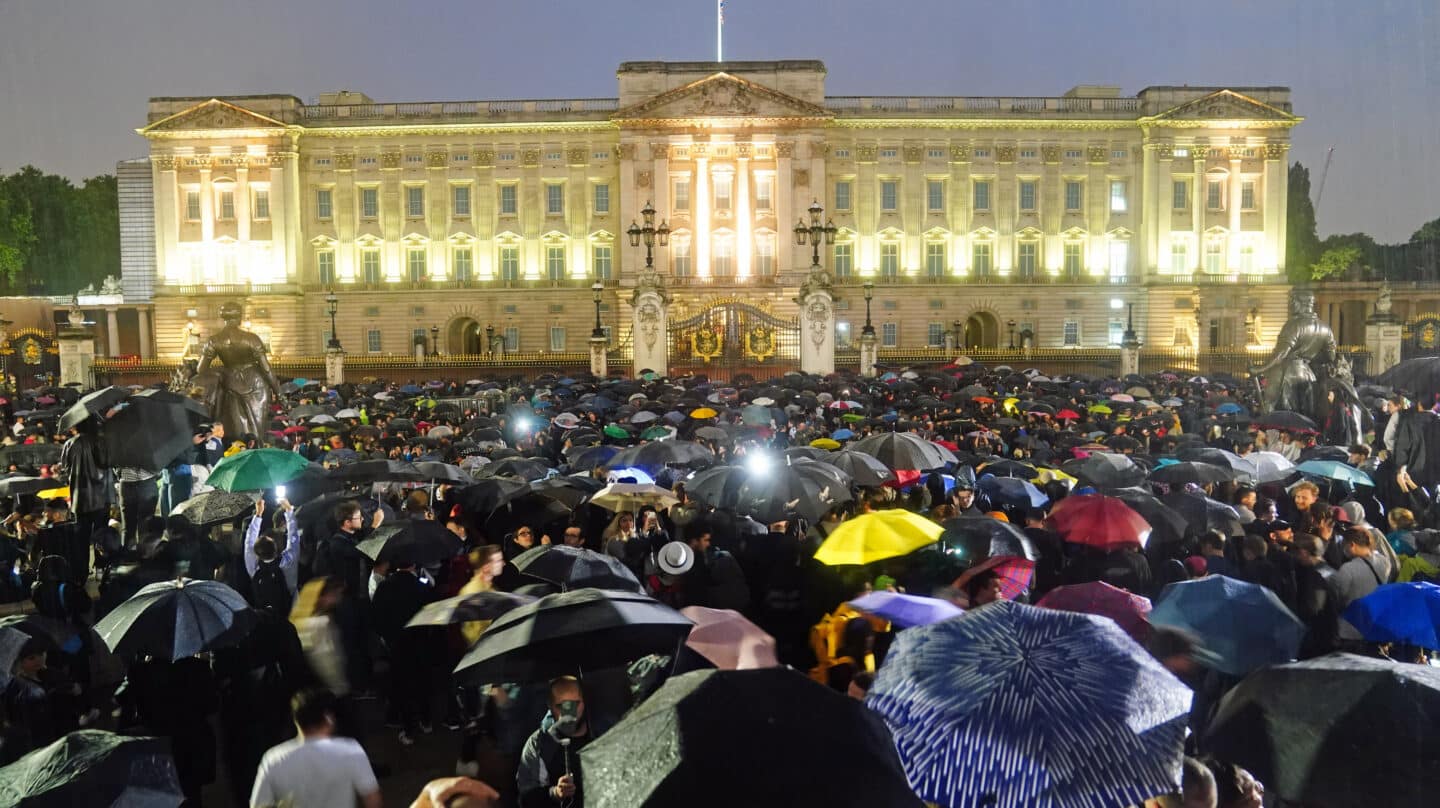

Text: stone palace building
xmin=117 ymin=59 xmax=1304 ymax=375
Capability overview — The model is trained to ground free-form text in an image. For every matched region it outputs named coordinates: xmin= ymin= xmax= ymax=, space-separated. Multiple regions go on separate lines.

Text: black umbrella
xmin=1175 ymin=447 xmax=1257 ymax=483
xmin=0 ymin=476 xmax=61 ymax=497
xmin=1160 ymin=490 xmax=1245 ymax=538
xmin=849 ymin=432 xmax=956 ymax=471
xmin=609 ymin=441 xmax=715 ymax=473
xmin=1206 ymin=653 xmax=1440 ymax=808
xmin=57 ymin=386 xmax=128 ymax=431
xmin=453 ymin=477 xmax=532 ymax=516
xmin=1376 ymin=355 xmax=1440 ymax=402
xmin=528 ymin=475 xmax=604 ymax=509
xmin=512 ymin=545 xmax=643 ymax=592
xmin=732 ymin=459 xmax=853 ymax=524
xmin=103 ymin=394 xmax=212 ymax=471
xmin=0 ymin=443 xmax=61 ymax=471
xmin=326 ymin=459 xmax=426 ymax=484
xmin=939 ymin=516 xmax=1040 ymax=562
xmin=356 ymin=519 xmax=464 ymax=566
xmin=453 ymin=588 xmax=693 ymax=683
xmin=976 ymin=458 xmax=1037 ymax=478
xmin=564 ymin=444 xmax=619 ymax=472
xmin=1252 ymin=410 xmax=1320 ymax=433
xmin=1061 ymin=453 xmax=1148 ymax=490
xmin=1148 ymin=461 xmax=1237 ymax=486
xmin=94 ymin=578 xmax=255 ymax=662
xmin=406 ymin=590 xmax=537 ymax=628
xmin=682 ymin=465 xmax=746 ymax=512
xmin=169 ymin=489 xmax=256 ymax=527
xmin=0 ymin=730 xmax=184 ymax=808
xmin=476 ymin=457 xmax=554 ymax=482
xmin=581 ymin=668 xmax=922 ymax=808
xmin=818 ymin=450 xmax=894 ymax=487
xmin=410 ymin=461 xmax=472 ymax=485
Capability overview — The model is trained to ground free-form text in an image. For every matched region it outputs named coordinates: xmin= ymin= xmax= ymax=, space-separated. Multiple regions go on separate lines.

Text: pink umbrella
xmin=680 ymin=606 xmax=778 ymax=670
xmin=1037 ymin=581 xmax=1153 ymax=642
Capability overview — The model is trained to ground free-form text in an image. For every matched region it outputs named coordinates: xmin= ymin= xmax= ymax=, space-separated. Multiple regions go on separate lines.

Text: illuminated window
xmin=1205 ymin=240 xmax=1224 ymax=273
xmin=880 ymin=243 xmax=899 ymax=277
xmin=1109 ymin=181 xmax=1127 ymax=212
xmin=1064 ymin=242 xmax=1083 ymax=276
xmin=1170 ymin=240 xmax=1189 ymax=274
xmin=1064 ymin=181 xmax=1082 ymax=211
xmin=835 ymin=181 xmax=852 ymax=211
xmin=316 ymin=189 xmax=332 ymax=220
xmin=712 ymin=237 xmax=735 ymax=276
xmin=317 ymin=251 xmax=335 ymax=285
xmin=549 ymin=327 xmax=567 ymax=352
xmin=1241 ymin=180 xmax=1257 ymax=210
xmin=1019 ymin=181 xmax=1036 ymax=212
xmin=1018 ymin=242 xmax=1038 ymax=277
xmin=546 ymin=245 xmax=566 ymax=280
xmin=218 ymin=190 xmax=235 ymax=220
xmin=593 ymin=245 xmax=612 ymax=280
xmin=1108 ymin=240 xmax=1129 ymax=281
xmin=500 ymin=246 xmax=520 ymax=281
xmin=713 ymin=174 xmax=733 ymax=212
xmin=593 ymin=183 xmax=610 ymax=214
xmin=673 ymin=178 xmax=690 ymax=211
xmin=755 ymin=175 xmax=773 ymax=211
xmin=185 ymin=190 xmax=201 ymax=221
xmin=972 ymin=242 xmax=992 ymax=276
xmin=361 ymin=249 xmax=381 ymax=284
xmin=1239 ymin=243 xmax=1256 ymax=273
xmin=452 ymin=185 xmax=471 ymax=217
xmin=252 ymin=189 xmax=270 ymax=220
xmin=406 ymin=187 xmax=424 ymax=218
xmin=925 ymin=242 xmax=946 ymax=277
xmin=453 ymin=247 xmax=473 ymax=281
xmin=499 ymin=185 xmax=518 ymax=215
xmin=833 ymin=243 xmax=853 ymax=277
xmin=973 ymin=181 xmax=991 ymax=211
xmin=673 ymin=239 xmax=692 ymax=276
xmin=360 ymin=187 xmax=378 ymax=219
xmin=926 ymin=180 xmax=944 ymax=212
xmin=754 ymin=234 xmax=775 ymax=275
xmin=881 ymin=180 xmax=898 ymax=212
xmin=407 ymin=248 xmax=426 ymax=282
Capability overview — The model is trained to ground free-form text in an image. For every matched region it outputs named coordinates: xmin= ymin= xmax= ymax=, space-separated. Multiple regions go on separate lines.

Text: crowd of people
xmin=0 ymin=361 xmax=1437 ymax=807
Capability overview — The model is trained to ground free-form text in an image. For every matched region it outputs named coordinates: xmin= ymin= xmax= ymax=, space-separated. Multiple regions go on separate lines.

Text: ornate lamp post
xmin=591 ymin=281 xmax=606 ymax=339
xmin=951 ymin=319 xmax=963 ymax=350
xmin=325 ymin=290 xmax=341 ymax=350
xmin=430 ymin=324 xmax=440 ymax=356
xmin=862 ymin=281 xmax=876 ymax=337
xmin=627 ymin=201 xmax=671 ymax=270
xmin=0 ymin=315 xmax=11 ymax=394
xmin=485 ymin=323 xmax=496 ymax=356
xmin=1007 ymin=319 xmax=1018 ymax=350
xmin=793 ymin=200 xmax=837 ymax=269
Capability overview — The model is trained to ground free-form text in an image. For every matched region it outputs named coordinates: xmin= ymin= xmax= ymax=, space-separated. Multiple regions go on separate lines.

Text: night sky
xmin=2 ymin=0 xmax=1436 ymax=241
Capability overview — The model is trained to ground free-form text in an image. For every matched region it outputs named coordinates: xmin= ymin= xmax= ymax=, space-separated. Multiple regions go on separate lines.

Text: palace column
xmin=798 ymin=271 xmax=835 ymax=375
xmin=1228 ymin=148 xmax=1244 ymax=269
xmin=631 ymin=275 xmax=669 ymax=376
xmin=1190 ymin=147 xmax=1207 ymax=273
xmin=694 ymin=153 xmax=710 ymax=277
xmin=736 ymin=151 xmax=752 ymax=279
xmin=1263 ymin=142 xmax=1288 ymax=274
xmin=153 ymin=155 xmax=181 ymax=283
xmin=137 ymin=307 xmax=153 ymax=359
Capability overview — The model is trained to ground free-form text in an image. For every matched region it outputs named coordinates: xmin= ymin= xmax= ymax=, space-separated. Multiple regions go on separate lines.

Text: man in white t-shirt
xmin=250 ymin=688 xmax=382 ymax=808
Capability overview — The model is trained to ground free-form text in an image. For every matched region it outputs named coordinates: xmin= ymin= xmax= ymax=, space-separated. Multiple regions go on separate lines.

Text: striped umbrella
xmin=867 ymin=600 xmax=1191 ymax=808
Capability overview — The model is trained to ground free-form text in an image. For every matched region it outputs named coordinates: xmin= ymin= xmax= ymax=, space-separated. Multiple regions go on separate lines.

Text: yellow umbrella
xmin=809 ymin=438 xmax=841 ymax=450
xmin=1088 ymin=404 xmax=1112 ymax=415
xmin=1002 ymin=397 xmax=1020 ymax=416
xmin=1032 ymin=468 xmax=1078 ymax=487
xmin=690 ymin=407 xmax=719 ymax=419
xmin=38 ymin=486 xmax=69 ymax=500
xmin=814 ymin=510 xmax=943 ymax=567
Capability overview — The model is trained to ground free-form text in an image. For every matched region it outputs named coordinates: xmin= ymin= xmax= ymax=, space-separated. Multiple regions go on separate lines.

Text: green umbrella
xmin=641 ymin=425 xmax=674 ymax=441
xmin=0 ymin=730 xmax=184 ymax=807
xmin=206 ymin=448 xmax=312 ymax=492
xmin=841 ymin=413 xmax=866 ymax=423
xmin=603 ymin=423 xmax=631 ymax=440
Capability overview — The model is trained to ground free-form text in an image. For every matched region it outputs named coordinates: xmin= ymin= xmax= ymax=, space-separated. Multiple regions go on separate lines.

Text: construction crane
xmin=1313 ymin=146 xmax=1335 ymax=211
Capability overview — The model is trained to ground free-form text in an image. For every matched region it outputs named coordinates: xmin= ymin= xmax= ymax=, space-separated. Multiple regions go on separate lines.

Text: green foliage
xmin=1412 ymin=217 xmax=1440 ymax=244
xmin=0 ymin=166 xmax=119 ymax=294
xmin=1286 ymin=162 xmax=1322 ymax=284
xmin=1310 ymin=245 xmax=1364 ymax=281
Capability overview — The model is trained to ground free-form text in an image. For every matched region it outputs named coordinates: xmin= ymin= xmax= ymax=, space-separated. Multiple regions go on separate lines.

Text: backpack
xmin=251 ymin=560 xmax=292 ymax=615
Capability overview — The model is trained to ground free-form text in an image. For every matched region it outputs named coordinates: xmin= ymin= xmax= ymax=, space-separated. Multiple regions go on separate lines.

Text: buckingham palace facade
xmin=121 ymin=59 xmax=1301 ymax=371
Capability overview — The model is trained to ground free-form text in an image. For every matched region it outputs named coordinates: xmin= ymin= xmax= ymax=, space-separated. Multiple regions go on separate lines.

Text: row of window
xmin=828 ymin=177 xmax=1258 ymax=215
xmin=184 ymin=188 xmax=270 ymax=222
xmin=832 ymin=320 xmax=1105 ymax=348
xmin=317 ymin=243 xmax=615 ymax=285
xmin=303 ymin=183 xmax=607 ymax=223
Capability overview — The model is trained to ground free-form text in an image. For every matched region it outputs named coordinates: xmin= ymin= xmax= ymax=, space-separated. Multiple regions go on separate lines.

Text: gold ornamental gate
xmin=666 ymin=298 xmax=800 ymax=379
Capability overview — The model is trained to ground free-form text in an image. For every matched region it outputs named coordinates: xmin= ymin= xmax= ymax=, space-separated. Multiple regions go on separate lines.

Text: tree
xmin=1310 ymin=244 xmax=1364 ymax=281
xmin=0 ymin=166 xmax=119 ymax=294
xmin=1286 ymin=162 xmax=1322 ymax=284
xmin=1412 ymin=217 xmax=1440 ymax=244
xmin=0 ymin=187 xmax=37 ymax=284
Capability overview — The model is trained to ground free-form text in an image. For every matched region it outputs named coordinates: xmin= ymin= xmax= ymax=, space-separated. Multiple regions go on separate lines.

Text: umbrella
xmin=206 ymin=449 xmax=312 ymax=492
xmin=1206 ymin=654 xmax=1440 ymax=808
xmin=1037 ymin=581 xmax=1153 ymax=642
xmin=849 ymin=432 xmax=956 ymax=471
xmin=169 ymin=489 xmax=256 ymax=526
xmin=1176 ymin=447 xmax=1256 ymax=483
xmin=977 ymin=459 xmax=1037 ymax=479
xmin=0 ymin=476 xmax=63 ymax=497
xmin=939 ymin=516 xmax=1039 ymax=562
xmin=1247 ymin=451 xmax=1299 ymax=484
xmin=528 ymin=475 xmax=604 ymax=509
xmin=581 ymin=668 xmax=922 ymax=808
xmin=1159 ymin=490 xmax=1245 ymax=538
xmin=1342 ymin=582 xmax=1440 ymax=648
xmin=680 ymin=607 xmax=779 ymax=670
xmin=1148 ymin=460 xmax=1237 ymax=486
xmin=820 ymin=450 xmax=894 ymax=487
xmin=608 ymin=441 xmax=714 ymax=473
xmin=1049 ymin=494 xmax=1152 ymax=550
xmin=693 ymin=425 xmax=729 ymax=442
xmin=565 ymin=444 xmax=620 ymax=472
xmin=356 ymin=519 xmax=464 ymax=566
xmin=0 ymin=443 xmax=62 ymax=471
xmin=326 ymin=459 xmax=426 ymax=484
xmin=0 ymin=730 xmax=183 ymax=808
xmin=411 ymin=461 xmax=473 ymax=485
xmin=1252 ymin=410 xmax=1319 ymax=433
xmin=453 ymin=477 xmax=532 ymax=515
xmin=0 ymin=626 xmax=51 ymax=688
xmin=976 ymin=475 xmax=1048 ymax=508
xmin=476 ymin=457 xmax=554 ymax=482
xmin=58 ymin=386 xmax=128 ymax=431
xmin=1060 ymin=452 xmax=1147 ymax=490
xmin=683 ymin=465 xmax=746 ymax=512
xmin=1297 ymin=459 xmax=1374 ymax=488
xmin=512 ymin=545 xmax=643 ymax=592
xmin=453 ymin=588 xmax=693 ymax=683
xmin=848 ymin=591 xmax=962 ymax=628
xmin=731 ymin=460 xmax=853 ymax=524
xmin=813 ymin=510 xmax=942 ymax=566
xmin=1375 ymin=355 xmax=1440 ymax=402
xmin=866 ymin=600 xmax=1191 ymax=808
xmin=405 ymin=590 xmax=537 ymax=628
xmin=94 ymin=578 xmax=255 ymax=662
xmin=1148 ymin=575 xmax=1305 ymax=677
xmin=590 ymin=482 xmax=680 ymax=512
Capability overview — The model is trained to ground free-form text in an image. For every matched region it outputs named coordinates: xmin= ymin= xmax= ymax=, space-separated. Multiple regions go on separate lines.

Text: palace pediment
xmin=142 ymin=99 xmax=289 ymax=134
xmin=613 ymin=73 xmax=831 ymax=123
xmin=1148 ymin=90 xmax=1298 ymax=123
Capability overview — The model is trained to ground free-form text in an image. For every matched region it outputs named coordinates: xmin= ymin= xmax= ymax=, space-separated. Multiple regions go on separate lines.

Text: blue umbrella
xmin=400 ymin=384 xmax=422 ymax=395
xmin=977 ymin=475 xmax=1049 ymax=508
xmin=1216 ymin=402 xmax=1246 ymax=414
xmin=831 ymin=428 xmax=855 ymax=441
xmin=1149 ymin=575 xmax=1305 ymax=677
xmin=867 ymin=600 xmax=1191 ymax=808
xmin=848 ymin=591 xmax=963 ymax=628
xmin=1343 ymin=582 xmax=1440 ymax=648
xmin=1296 ymin=460 xmax=1374 ymax=487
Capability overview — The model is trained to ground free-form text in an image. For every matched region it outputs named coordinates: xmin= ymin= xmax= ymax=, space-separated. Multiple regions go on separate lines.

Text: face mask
xmin=553 ymin=699 xmax=583 ymax=735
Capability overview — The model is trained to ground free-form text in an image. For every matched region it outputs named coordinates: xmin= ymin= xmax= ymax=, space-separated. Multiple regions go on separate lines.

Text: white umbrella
xmin=590 ymin=482 xmax=679 ymax=512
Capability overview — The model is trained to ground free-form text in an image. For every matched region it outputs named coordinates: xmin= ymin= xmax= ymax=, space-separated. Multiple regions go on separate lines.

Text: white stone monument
xmin=57 ymin=301 xmax=96 ymax=389
xmin=631 ymin=268 xmax=669 ymax=377
xmin=1366 ymin=281 xmax=1403 ymax=375
xmin=797 ymin=268 xmax=835 ymax=375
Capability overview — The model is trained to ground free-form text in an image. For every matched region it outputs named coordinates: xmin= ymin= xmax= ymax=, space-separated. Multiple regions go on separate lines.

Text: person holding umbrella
xmin=371 ymin=552 xmax=438 ymax=746
xmin=517 ymin=676 xmax=591 ymax=808
xmin=55 ymin=418 xmax=112 ymax=577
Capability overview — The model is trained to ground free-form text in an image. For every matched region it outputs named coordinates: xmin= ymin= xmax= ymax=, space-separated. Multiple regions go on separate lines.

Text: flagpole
xmin=717 ymin=0 xmax=723 ymax=61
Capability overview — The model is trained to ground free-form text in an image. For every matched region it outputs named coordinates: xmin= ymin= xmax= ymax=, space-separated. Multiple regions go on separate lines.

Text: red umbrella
xmin=281 ymin=425 xmax=308 ymax=435
xmin=952 ymin=556 xmax=1035 ymax=602
xmin=1056 ymin=409 xmax=1081 ymax=420
xmin=1049 ymin=494 xmax=1151 ymax=550
xmin=1038 ymin=581 xmax=1153 ymax=642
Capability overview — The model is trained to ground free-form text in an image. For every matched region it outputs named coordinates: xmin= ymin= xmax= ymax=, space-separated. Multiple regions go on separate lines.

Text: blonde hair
xmin=1390 ymin=508 xmax=1416 ymax=530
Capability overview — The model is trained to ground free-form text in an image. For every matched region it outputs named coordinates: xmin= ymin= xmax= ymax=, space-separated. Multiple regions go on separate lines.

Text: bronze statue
xmin=195 ymin=301 xmax=282 ymax=439
xmin=1250 ymin=288 xmax=1353 ymax=422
